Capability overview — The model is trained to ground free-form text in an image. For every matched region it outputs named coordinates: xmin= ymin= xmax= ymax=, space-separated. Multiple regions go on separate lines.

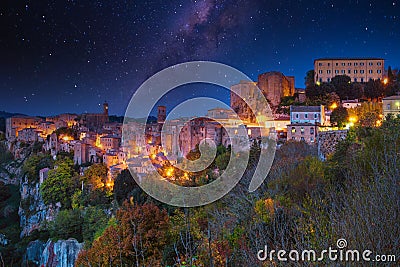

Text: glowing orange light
xmin=349 ymin=116 xmax=357 ymax=123
xmin=330 ymin=103 xmax=338 ymax=110
xmin=383 ymin=78 xmax=388 ymax=85
xmin=165 ymin=167 xmax=174 ymax=177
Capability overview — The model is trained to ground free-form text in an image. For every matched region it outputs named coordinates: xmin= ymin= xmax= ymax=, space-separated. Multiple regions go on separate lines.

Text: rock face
xmin=24 ymin=240 xmax=46 ymax=265
xmin=19 ymin=179 xmax=58 ymax=237
xmin=40 ymin=239 xmax=83 ymax=267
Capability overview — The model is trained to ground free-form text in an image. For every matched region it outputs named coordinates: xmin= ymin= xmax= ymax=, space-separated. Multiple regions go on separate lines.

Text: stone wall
xmin=317 ymin=130 xmax=348 ymax=160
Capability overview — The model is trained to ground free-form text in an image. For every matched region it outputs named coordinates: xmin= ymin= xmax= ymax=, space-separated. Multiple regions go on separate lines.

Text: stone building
xmin=17 ymin=128 xmax=40 ymax=143
xmin=80 ymin=102 xmax=109 ymax=131
xmin=314 ymin=58 xmax=384 ymax=83
xmin=6 ymin=116 xmax=42 ymax=141
xmin=258 ymin=71 xmax=295 ymax=108
xmin=382 ymin=95 xmax=400 ymax=118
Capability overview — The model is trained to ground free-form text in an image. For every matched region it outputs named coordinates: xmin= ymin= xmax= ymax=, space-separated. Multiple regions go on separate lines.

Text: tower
xmin=103 ymin=102 xmax=109 ymax=116
xmin=157 ymin=106 xmax=166 ymax=123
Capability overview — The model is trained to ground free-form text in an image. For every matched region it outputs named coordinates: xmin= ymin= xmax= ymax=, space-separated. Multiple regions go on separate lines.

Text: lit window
xmin=300 ymin=127 xmax=304 ymax=134
xmin=291 ymin=127 xmax=296 ymax=133
xmin=310 ymin=127 xmax=314 ymax=134
xmin=341 ymin=63 xmax=345 ymax=66
xmin=305 ymin=114 xmax=308 ymax=119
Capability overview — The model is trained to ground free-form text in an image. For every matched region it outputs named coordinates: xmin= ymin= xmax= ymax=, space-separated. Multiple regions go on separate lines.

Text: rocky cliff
xmin=24 ymin=239 xmax=83 ymax=267
xmin=19 ymin=178 xmax=58 ymax=237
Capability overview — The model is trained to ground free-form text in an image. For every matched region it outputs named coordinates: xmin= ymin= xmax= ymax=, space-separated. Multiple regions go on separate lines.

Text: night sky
xmin=1 ymin=0 xmax=399 ymax=116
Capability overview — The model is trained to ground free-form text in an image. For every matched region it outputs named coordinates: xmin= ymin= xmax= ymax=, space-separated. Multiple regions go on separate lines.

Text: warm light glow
xmin=330 ymin=103 xmax=338 ymax=110
xmin=316 ymin=81 xmax=321 ymax=86
xmin=150 ymin=154 xmax=156 ymax=160
xmin=165 ymin=167 xmax=174 ymax=177
xmin=349 ymin=116 xmax=357 ymax=123
xmin=383 ymin=78 xmax=388 ymax=85
xmin=62 ymin=136 xmax=73 ymax=141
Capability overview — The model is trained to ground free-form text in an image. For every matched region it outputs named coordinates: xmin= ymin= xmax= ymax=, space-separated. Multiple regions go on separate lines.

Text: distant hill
xmin=0 ymin=111 xmax=27 ymax=119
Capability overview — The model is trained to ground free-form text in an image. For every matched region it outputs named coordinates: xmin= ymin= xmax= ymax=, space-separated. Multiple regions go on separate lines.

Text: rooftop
xmin=314 ymin=57 xmax=384 ymax=62
xmin=382 ymin=95 xmax=400 ymax=100
xmin=290 ymin=105 xmax=322 ymax=112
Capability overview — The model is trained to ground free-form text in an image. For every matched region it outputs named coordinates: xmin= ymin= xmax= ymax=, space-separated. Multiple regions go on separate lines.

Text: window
xmin=305 ymin=114 xmax=308 ymax=119
xmin=300 ymin=137 xmax=305 ymax=141
xmin=341 ymin=70 xmax=345 ymax=74
xmin=354 ymin=78 xmax=357 ymax=82
xmin=327 ymin=70 xmax=331 ymax=74
xmin=354 ymin=62 xmax=358 ymax=66
xmin=328 ymin=63 xmax=330 ymax=66
xmin=387 ymin=104 xmax=391 ymax=110
xmin=342 ymin=62 xmax=345 ymax=66
xmin=361 ymin=78 xmax=364 ymax=82
xmin=300 ymin=127 xmax=304 ymax=134
xmin=292 ymin=136 xmax=296 ymax=140
xmin=295 ymin=113 xmax=299 ymax=119
xmin=360 ymin=62 xmax=364 ymax=66
xmin=291 ymin=127 xmax=296 ymax=133
xmin=319 ymin=70 xmax=323 ymax=74
xmin=354 ymin=70 xmax=357 ymax=74
xmin=348 ymin=69 xmax=351 ymax=74
xmin=377 ymin=62 xmax=382 ymax=66
xmin=377 ymin=70 xmax=382 ymax=74
xmin=319 ymin=62 xmax=322 ymax=66
xmin=327 ymin=78 xmax=330 ymax=82
xmin=360 ymin=70 xmax=364 ymax=74
xmin=369 ymin=70 xmax=373 ymax=74
xmin=335 ymin=63 xmax=339 ymax=66
xmin=319 ymin=78 xmax=322 ymax=82
xmin=369 ymin=62 xmax=373 ymax=66
xmin=335 ymin=70 xmax=339 ymax=74
xmin=310 ymin=137 xmax=314 ymax=142
xmin=314 ymin=113 xmax=318 ymax=119
xmin=310 ymin=127 xmax=314 ymax=134
xmin=348 ymin=62 xmax=352 ymax=66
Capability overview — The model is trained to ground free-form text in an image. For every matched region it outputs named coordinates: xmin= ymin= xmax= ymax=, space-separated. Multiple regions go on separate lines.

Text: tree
xmin=83 ymin=163 xmax=108 ymax=189
xmin=331 ymin=75 xmax=351 ymax=100
xmin=330 ymin=106 xmax=348 ymax=128
xmin=113 ymin=169 xmax=142 ymax=205
xmin=40 ymin=158 xmax=78 ymax=208
xmin=364 ymin=79 xmax=384 ymax=100
xmin=76 ymin=202 xmax=169 ymax=267
xmin=82 ymin=206 xmax=108 ymax=244
xmin=305 ymin=70 xmax=315 ymax=87
xmin=49 ymin=209 xmax=83 ymax=242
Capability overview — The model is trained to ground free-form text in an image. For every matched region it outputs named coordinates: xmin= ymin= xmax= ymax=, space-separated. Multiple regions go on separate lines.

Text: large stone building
xmin=230 ymin=72 xmax=295 ymax=120
xmin=80 ymin=102 xmax=109 ymax=131
xmin=6 ymin=116 xmax=42 ymax=141
xmin=258 ymin=71 xmax=295 ymax=108
xmin=314 ymin=58 xmax=384 ymax=83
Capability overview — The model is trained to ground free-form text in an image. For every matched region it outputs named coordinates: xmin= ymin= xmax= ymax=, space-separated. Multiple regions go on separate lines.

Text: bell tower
xmin=103 ymin=102 xmax=109 ymax=116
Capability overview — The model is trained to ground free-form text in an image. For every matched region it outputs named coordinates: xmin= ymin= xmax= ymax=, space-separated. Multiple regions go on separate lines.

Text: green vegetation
xmin=40 ymin=158 xmax=79 ymax=208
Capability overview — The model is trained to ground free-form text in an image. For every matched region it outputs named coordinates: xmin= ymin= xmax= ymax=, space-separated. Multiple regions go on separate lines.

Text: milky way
xmin=1 ymin=0 xmax=399 ymax=115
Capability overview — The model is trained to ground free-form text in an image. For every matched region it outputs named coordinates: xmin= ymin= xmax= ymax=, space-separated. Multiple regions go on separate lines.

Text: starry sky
xmin=1 ymin=0 xmax=399 ymax=116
